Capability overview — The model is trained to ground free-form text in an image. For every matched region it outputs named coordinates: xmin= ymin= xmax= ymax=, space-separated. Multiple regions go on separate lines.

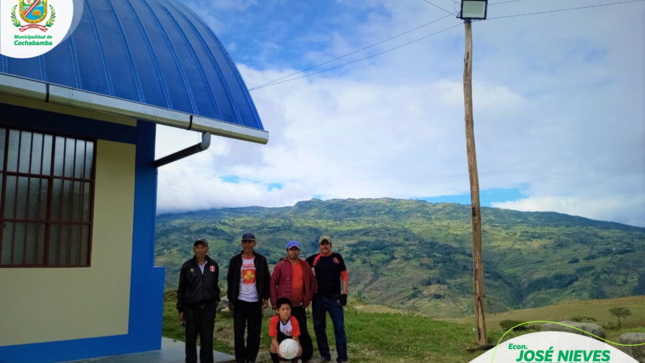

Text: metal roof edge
xmin=0 ymin=73 xmax=269 ymax=145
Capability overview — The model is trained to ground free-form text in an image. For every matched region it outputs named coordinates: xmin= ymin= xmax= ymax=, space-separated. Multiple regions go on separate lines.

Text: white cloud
xmin=155 ymin=0 xmax=645 ymax=227
xmin=493 ymin=194 xmax=645 ymax=228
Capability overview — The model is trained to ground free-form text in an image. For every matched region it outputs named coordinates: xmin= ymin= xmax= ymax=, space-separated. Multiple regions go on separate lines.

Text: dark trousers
xmin=291 ymin=306 xmax=314 ymax=362
xmin=185 ymin=304 xmax=216 ymax=363
xmin=233 ymin=300 xmax=263 ymax=363
xmin=312 ymin=295 xmax=347 ymax=363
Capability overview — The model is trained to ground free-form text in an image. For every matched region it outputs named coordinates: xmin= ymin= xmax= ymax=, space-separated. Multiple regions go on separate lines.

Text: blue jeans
xmin=312 ymin=294 xmax=347 ymax=362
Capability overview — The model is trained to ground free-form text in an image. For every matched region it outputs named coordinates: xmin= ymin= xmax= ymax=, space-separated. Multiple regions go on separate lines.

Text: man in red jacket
xmin=270 ymin=240 xmax=316 ymax=363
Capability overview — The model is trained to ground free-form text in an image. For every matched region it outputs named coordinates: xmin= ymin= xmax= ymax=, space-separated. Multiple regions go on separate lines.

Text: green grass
xmin=341 ymin=310 xmax=482 ymax=362
xmin=457 ymin=296 xmax=645 ymax=327
xmin=454 ymin=295 xmax=645 ymax=345
xmin=163 ymin=294 xmax=645 ymax=362
xmin=162 ymin=291 xmax=489 ymax=363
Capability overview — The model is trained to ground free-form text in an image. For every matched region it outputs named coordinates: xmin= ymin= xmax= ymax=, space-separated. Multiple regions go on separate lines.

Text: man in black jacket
xmin=177 ymin=238 xmax=221 ymax=363
xmin=227 ymin=233 xmax=270 ymax=363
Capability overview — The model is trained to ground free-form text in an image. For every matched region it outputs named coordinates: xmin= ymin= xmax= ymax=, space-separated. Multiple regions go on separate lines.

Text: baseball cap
xmin=319 ymin=235 xmax=332 ymax=244
xmin=242 ymin=233 xmax=256 ymax=241
xmin=194 ymin=238 xmax=208 ymax=247
xmin=286 ymin=240 xmax=301 ymax=250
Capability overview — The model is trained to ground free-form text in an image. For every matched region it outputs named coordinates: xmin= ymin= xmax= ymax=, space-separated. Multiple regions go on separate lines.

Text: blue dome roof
xmin=0 ymin=0 xmax=264 ymax=132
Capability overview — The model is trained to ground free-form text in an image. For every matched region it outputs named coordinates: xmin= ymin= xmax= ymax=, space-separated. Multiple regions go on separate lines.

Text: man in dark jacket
xmin=177 ymin=238 xmax=221 ymax=363
xmin=270 ymin=240 xmax=317 ymax=363
xmin=227 ymin=233 xmax=270 ymax=363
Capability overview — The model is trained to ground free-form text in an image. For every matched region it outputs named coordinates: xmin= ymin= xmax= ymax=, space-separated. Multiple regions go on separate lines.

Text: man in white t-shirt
xmin=227 ymin=233 xmax=270 ymax=363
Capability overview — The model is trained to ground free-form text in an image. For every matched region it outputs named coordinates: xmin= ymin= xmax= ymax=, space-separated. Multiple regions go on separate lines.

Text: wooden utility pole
xmin=463 ymin=20 xmax=487 ymax=346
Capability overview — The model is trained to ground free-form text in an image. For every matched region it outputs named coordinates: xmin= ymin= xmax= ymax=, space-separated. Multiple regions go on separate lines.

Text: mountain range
xmin=155 ymin=198 xmax=645 ymax=318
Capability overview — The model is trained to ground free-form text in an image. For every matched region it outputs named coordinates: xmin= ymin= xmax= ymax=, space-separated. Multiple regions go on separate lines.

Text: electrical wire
xmin=247 ymin=14 xmax=454 ymax=90
xmin=249 ymin=22 xmax=463 ymax=91
xmin=488 ymin=0 xmax=643 ymax=19
xmin=420 ymin=0 xmax=456 ymax=15
xmin=248 ymin=0 xmax=644 ymax=91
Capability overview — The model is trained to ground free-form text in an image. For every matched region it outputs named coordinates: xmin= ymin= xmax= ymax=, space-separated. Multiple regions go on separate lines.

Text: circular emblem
xmin=333 ymin=257 xmax=340 ymax=264
xmin=2 ymin=0 xmax=75 ymax=59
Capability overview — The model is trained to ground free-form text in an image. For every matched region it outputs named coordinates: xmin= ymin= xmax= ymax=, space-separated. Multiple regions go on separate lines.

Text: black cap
xmin=194 ymin=238 xmax=208 ymax=247
xmin=242 ymin=233 xmax=256 ymax=241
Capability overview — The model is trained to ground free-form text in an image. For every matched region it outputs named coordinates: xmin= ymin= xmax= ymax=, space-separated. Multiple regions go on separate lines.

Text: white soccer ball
xmin=279 ymin=338 xmax=299 ymax=360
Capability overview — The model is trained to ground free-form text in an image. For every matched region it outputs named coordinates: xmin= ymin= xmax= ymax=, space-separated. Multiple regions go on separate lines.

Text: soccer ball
xmin=279 ymin=338 xmax=299 ymax=360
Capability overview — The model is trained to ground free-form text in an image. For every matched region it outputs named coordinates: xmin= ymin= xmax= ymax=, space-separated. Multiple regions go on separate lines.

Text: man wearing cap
xmin=227 ymin=233 xmax=271 ymax=363
xmin=306 ymin=236 xmax=349 ymax=363
xmin=270 ymin=240 xmax=317 ymax=363
xmin=177 ymin=238 xmax=221 ymax=363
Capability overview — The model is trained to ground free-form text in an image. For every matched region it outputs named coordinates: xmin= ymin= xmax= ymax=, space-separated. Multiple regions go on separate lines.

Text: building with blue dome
xmin=0 ymin=1 xmax=266 ymax=362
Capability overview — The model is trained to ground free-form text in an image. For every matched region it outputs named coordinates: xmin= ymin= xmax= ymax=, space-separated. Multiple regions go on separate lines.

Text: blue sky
xmin=155 ymin=0 xmax=645 ymax=227
xmin=422 ymin=187 xmax=527 ymax=207
xmin=199 ymin=1 xmax=398 ymax=68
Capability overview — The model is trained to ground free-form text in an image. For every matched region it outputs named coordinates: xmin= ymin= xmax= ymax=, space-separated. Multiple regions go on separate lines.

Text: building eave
xmin=0 ymin=73 xmax=269 ymax=145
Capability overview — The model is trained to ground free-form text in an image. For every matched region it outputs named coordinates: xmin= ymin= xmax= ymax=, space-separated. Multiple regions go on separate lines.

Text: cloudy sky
xmin=155 ymin=0 xmax=645 ymax=227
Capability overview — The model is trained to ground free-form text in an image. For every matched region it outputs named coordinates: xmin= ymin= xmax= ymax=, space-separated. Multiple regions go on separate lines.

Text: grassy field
xmin=163 ymin=293 xmax=644 ymax=362
xmin=454 ymin=295 xmax=645 ymax=343
xmin=162 ymin=291 xmax=489 ymax=363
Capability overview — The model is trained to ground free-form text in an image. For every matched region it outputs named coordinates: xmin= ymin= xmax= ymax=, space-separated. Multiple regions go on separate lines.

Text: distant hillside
xmin=155 ymin=198 xmax=645 ymax=318
xmin=455 ymin=295 xmax=645 ymax=339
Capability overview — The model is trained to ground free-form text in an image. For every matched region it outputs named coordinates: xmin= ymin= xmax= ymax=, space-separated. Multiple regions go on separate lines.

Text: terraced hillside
xmin=155 ymin=198 xmax=645 ymax=318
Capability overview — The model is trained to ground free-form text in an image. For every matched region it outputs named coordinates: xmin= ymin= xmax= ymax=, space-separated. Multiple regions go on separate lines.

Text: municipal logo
xmin=1 ymin=0 xmax=73 ymax=59
xmin=11 ymin=0 xmax=55 ymax=32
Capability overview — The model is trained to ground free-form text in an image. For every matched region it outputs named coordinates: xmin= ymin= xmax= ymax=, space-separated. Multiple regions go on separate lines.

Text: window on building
xmin=0 ymin=128 xmax=95 ymax=267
